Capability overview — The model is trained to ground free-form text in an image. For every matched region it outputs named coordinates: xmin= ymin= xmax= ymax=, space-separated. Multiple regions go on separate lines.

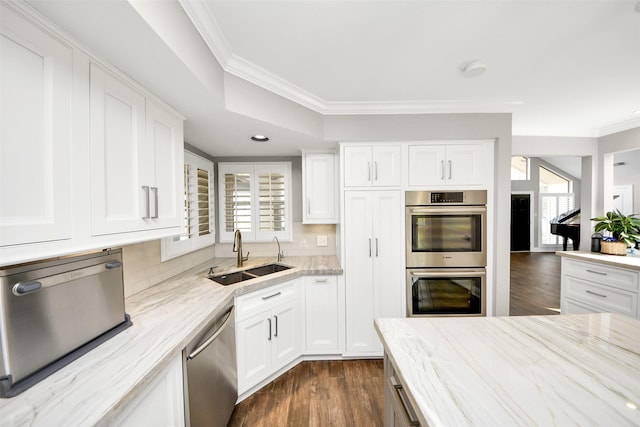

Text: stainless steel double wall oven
xmin=406 ymin=190 xmax=487 ymax=317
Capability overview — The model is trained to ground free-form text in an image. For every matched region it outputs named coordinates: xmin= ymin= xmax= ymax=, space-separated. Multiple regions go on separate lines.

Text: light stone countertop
xmin=556 ymin=250 xmax=640 ymax=270
xmin=375 ymin=313 xmax=640 ymax=427
xmin=0 ymin=256 xmax=341 ymax=426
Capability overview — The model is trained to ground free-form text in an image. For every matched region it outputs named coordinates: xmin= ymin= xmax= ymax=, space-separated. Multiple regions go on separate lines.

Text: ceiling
xmin=25 ymin=0 xmax=640 ymax=157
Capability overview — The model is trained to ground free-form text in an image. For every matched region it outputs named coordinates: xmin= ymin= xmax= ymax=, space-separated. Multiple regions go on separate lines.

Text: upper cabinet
xmin=343 ymin=145 xmax=401 ymax=187
xmin=408 ymin=143 xmax=487 ymax=187
xmin=89 ymin=63 xmax=183 ymax=236
xmin=0 ymin=5 xmax=73 ymax=247
xmin=302 ymin=151 xmax=338 ymax=224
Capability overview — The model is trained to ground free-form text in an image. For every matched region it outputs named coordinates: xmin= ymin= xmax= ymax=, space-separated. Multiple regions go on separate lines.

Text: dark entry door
xmin=511 ymin=194 xmax=530 ymax=251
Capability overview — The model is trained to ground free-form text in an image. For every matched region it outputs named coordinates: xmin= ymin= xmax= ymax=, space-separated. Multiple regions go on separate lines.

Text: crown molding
xmin=597 ymin=116 xmax=640 ymax=137
xmin=177 ymin=0 xmax=233 ymax=66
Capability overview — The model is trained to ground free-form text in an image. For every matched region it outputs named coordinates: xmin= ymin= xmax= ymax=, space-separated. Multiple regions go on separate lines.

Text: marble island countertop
xmin=557 ymin=250 xmax=640 ymax=270
xmin=375 ymin=313 xmax=640 ymax=427
xmin=0 ymin=255 xmax=341 ymax=426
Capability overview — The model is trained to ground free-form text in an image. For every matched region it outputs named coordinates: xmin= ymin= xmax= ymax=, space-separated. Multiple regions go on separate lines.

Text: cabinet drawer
xmin=564 ymin=276 xmax=637 ymax=317
xmin=564 ymin=259 xmax=639 ymax=291
xmin=561 ymin=298 xmax=606 ymax=315
xmin=236 ymin=280 xmax=298 ymax=320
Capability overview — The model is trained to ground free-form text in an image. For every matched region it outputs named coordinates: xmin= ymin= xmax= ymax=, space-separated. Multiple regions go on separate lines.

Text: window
xmin=511 ymin=156 xmax=529 ymax=180
xmin=539 ymin=166 xmax=571 ymax=193
xmin=539 ymin=166 xmax=574 ymax=246
xmin=218 ymin=162 xmax=292 ymax=242
xmin=161 ymin=151 xmax=214 ymax=261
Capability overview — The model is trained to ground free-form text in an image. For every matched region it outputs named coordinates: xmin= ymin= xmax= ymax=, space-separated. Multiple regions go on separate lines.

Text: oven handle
xmin=409 ymin=269 xmax=485 ymax=279
xmin=407 ymin=205 xmax=486 ymax=214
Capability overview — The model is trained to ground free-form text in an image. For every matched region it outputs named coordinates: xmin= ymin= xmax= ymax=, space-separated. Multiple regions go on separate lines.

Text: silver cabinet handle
xmin=586 ymin=269 xmax=608 ymax=276
xmin=390 ymin=376 xmax=420 ymax=426
xmin=187 ymin=306 xmax=235 ymax=360
xmin=448 ymin=160 xmax=452 ymax=180
xmin=376 ymin=238 xmax=379 ymax=257
xmin=141 ymin=185 xmax=150 ymax=219
xmin=262 ymin=291 xmax=282 ymax=301
xmin=151 ymin=187 xmax=158 ymax=219
xmin=586 ymin=290 xmax=608 ymax=298
xmin=307 ymin=199 xmax=311 ymax=215
xmin=274 ymin=315 xmax=278 ymax=337
xmin=367 ymin=161 xmax=371 ymax=181
xmin=369 ymin=238 xmax=372 ymax=257
xmin=440 ymin=160 xmax=445 ymax=180
xmin=314 ymin=278 xmax=328 ymax=283
xmin=374 ymin=161 xmax=378 ymax=181
xmin=268 ymin=318 xmax=272 ymax=341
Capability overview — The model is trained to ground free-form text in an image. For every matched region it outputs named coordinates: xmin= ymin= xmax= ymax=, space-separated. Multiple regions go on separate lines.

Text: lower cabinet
xmin=303 ymin=275 xmax=342 ymax=354
xmin=112 ymin=353 xmax=185 ymax=427
xmin=235 ymin=280 xmax=302 ymax=394
xmin=384 ymin=355 xmax=421 ymax=427
xmin=560 ymin=257 xmax=639 ymax=319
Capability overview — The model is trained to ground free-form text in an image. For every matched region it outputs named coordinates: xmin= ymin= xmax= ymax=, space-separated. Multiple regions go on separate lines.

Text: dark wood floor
xmin=229 ymin=253 xmax=560 ymax=425
xmin=509 ymin=252 xmax=561 ymax=316
xmin=228 ymin=359 xmax=384 ymax=427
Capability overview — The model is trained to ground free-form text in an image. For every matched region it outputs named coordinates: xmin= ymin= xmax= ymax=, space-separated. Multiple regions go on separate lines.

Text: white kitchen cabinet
xmin=302 ymin=152 xmax=338 ymax=224
xmin=89 ymin=63 xmax=183 ymax=237
xmin=344 ymin=191 xmax=403 ymax=356
xmin=408 ymin=143 xmax=485 ymax=187
xmin=235 ymin=280 xmax=302 ymax=394
xmin=0 ymin=5 xmax=73 ymax=247
xmin=560 ymin=257 xmax=639 ymax=319
xmin=343 ymin=145 xmax=401 ymax=187
xmin=303 ymin=275 xmax=342 ymax=354
xmin=112 ymin=353 xmax=185 ymax=427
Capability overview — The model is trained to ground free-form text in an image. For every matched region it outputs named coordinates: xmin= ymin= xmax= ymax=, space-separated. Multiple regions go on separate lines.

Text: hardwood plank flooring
xmin=228 ymin=359 xmax=384 ymax=427
xmin=509 ymin=252 xmax=561 ymax=316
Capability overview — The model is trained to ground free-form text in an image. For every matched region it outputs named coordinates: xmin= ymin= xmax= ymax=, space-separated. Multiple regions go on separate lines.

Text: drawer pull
xmin=586 ymin=269 xmax=608 ymax=276
xmin=586 ymin=290 xmax=608 ymax=298
xmin=390 ymin=376 xmax=420 ymax=427
xmin=262 ymin=291 xmax=282 ymax=301
xmin=314 ymin=278 xmax=328 ymax=283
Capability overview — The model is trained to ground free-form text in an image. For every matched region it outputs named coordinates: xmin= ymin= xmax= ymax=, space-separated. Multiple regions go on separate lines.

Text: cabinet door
xmin=145 ymin=99 xmax=183 ymax=229
xmin=304 ymin=276 xmax=340 ymax=353
xmin=372 ymin=145 xmax=401 ymax=187
xmin=113 ymin=353 xmax=184 ymax=427
xmin=303 ymin=153 xmax=337 ymax=223
xmin=271 ymin=300 xmax=300 ymax=371
xmin=236 ymin=310 xmax=272 ymax=393
xmin=407 ymin=145 xmax=446 ymax=186
xmin=446 ymin=144 xmax=484 ymax=186
xmin=90 ymin=63 xmax=147 ymax=236
xmin=343 ymin=146 xmax=372 ymax=187
xmin=373 ymin=191 xmax=404 ymax=321
xmin=344 ymin=192 xmax=376 ymax=355
xmin=0 ymin=7 xmax=72 ymax=246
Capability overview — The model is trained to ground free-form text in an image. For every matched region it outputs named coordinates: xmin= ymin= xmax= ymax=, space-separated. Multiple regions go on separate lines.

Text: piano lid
xmin=550 ymin=208 xmax=581 ymax=224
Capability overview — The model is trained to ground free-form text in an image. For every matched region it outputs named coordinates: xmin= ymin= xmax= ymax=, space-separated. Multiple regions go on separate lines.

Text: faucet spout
xmin=233 ymin=229 xmax=246 ymax=267
xmin=273 ymin=236 xmax=284 ymax=262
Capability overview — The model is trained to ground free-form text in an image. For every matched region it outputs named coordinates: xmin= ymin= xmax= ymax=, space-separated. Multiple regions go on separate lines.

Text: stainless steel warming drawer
xmin=0 ymin=249 xmax=132 ymax=398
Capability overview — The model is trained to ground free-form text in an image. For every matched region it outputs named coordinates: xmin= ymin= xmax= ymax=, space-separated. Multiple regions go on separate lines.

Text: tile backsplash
xmin=121 ymin=223 xmax=336 ymax=297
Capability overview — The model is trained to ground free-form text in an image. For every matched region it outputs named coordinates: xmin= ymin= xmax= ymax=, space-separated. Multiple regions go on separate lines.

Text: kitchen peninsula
xmin=375 ymin=313 xmax=640 ymax=427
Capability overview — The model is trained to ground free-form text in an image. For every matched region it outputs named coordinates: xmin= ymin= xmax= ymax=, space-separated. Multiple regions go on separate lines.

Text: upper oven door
xmin=405 ymin=205 xmax=486 ymax=268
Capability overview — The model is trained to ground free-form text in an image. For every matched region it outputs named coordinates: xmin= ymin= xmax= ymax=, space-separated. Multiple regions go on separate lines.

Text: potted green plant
xmin=591 ymin=210 xmax=640 ymax=255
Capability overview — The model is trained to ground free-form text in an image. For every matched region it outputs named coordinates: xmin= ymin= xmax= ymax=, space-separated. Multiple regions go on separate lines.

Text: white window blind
xmin=218 ymin=163 xmax=292 ymax=242
xmin=540 ymin=193 xmax=575 ymax=245
xmin=161 ymin=151 xmax=214 ymax=261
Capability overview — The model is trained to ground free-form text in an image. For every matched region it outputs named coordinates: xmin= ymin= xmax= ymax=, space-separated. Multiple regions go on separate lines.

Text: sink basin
xmin=208 ymin=271 xmax=256 ymax=286
xmin=244 ymin=263 xmax=292 ymax=276
xmin=208 ymin=263 xmax=292 ymax=285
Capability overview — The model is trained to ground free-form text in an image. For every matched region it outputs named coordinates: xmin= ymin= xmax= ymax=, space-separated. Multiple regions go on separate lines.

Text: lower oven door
xmin=407 ymin=268 xmax=486 ymax=317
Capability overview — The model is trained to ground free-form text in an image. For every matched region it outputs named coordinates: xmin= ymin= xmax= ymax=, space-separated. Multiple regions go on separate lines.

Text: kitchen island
xmin=375 ymin=313 xmax=640 ymax=427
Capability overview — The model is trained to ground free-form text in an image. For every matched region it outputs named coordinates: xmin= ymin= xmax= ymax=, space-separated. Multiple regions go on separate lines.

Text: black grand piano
xmin=550 ymin=208 xmax=580 ymax=250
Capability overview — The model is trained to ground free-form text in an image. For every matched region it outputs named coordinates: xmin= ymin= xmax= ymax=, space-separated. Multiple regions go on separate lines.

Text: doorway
xmin=511 ymin=194 xmax=531 ymax=251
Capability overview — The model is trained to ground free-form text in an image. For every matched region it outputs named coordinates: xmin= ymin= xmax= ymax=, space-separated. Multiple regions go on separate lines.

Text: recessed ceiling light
xmin=633 ymin=109 xmax=640 ymax=115
xmin=251 ymin=135 xmax=269 ymax=142
xmin=460 ymin=60 xmax=487 ymax=77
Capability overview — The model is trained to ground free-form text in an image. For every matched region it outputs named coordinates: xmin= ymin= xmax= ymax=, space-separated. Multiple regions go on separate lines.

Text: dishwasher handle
xmin=187 ymin=306 xmax=235 ymax=360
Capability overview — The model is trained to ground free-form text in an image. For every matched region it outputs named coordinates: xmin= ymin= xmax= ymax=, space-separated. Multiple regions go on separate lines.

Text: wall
xmin=325 ymin=113 xmax=513 ymax=316
xmin=122 ymin=240 xmax=214 ymax=298
xmin=598 ymin=127 xmax=640 ymax=215
xmin=511 ymin=157 xmax=582 ymax=250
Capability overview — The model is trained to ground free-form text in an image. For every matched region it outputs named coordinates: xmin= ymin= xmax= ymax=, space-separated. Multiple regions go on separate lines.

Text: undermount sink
xmin=208 ymin=263 xmax=292 ymax=286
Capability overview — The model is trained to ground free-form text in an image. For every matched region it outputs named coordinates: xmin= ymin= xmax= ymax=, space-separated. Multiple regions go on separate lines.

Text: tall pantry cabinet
xmin=341 ymin=143 xmax=404 ymax=356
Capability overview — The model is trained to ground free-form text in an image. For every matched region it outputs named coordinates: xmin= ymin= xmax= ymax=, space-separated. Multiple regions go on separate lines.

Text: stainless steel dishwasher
xmin=184 ymin=302 xmax=237 ymax=427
